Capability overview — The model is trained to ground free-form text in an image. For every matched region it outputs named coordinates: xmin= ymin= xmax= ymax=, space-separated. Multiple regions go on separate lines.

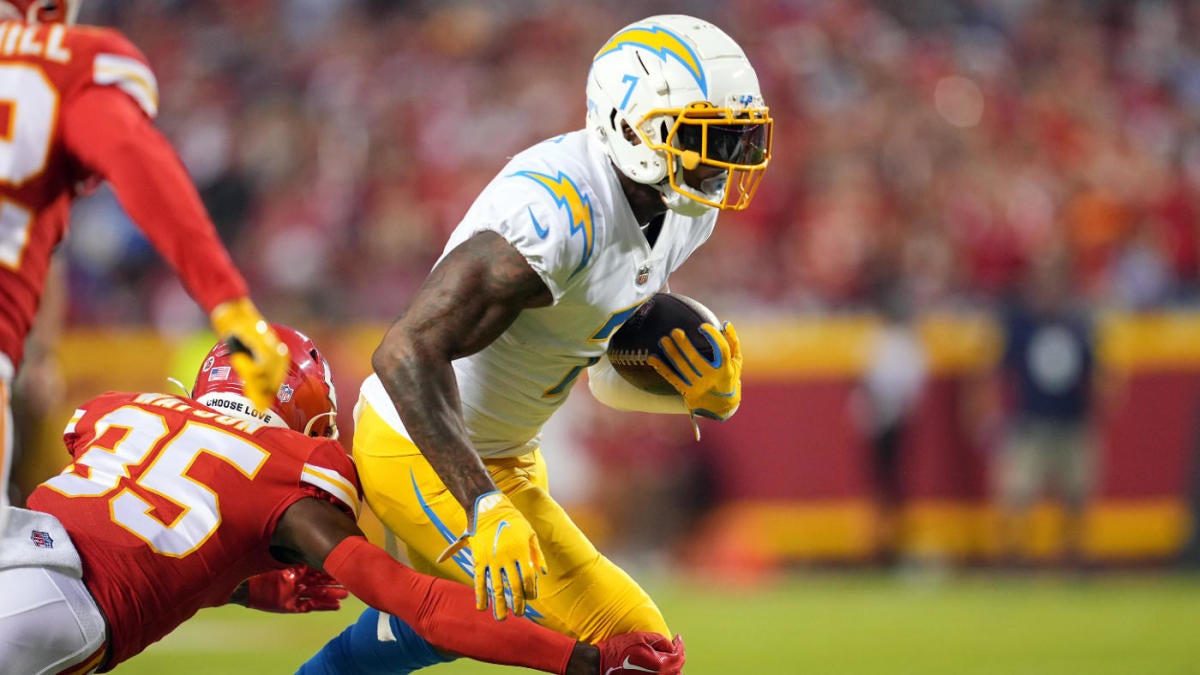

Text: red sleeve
xmin=297 ymin=437 xmax=362 ymax=518
xmin=324 ymin=536 xmax=575 ymax=675
xmin=61 ymin=391 xmax=130 ymax=458
xmin=59 ymin=86 xmax=248 ymax=313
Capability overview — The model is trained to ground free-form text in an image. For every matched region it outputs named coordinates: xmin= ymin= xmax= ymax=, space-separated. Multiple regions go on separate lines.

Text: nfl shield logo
xmin=278 ymin=384 xmax=294 ymax=403
xmin=31 ymin=530 xmax=54 ymax=549
xmin=636 ymin=264 xmax=651 ymax=285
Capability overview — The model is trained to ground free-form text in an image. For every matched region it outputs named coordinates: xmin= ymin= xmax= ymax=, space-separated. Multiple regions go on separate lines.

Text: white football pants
xmin=0 ymin=566 xmax=107 ymax=675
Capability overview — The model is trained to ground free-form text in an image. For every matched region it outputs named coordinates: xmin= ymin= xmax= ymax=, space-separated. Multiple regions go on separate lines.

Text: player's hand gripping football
xmin=648 ymin=321 xmax=742 ymax=421
xmin=596 ymin=633 xmax=686 ymax=674
xmin=242 ymin=565 xmax=349 ymax=613
xmin=438 ymin=490 xmax=547 ymax=620
xmin=210 ymin=297 xmax=289 ymax=412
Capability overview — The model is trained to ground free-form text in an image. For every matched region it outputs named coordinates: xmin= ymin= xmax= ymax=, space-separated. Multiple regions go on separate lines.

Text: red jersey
xmin=25 ymin=391 xmax=361 ymax=671
xmin=0 ymin=21 xmax=248 ymax=365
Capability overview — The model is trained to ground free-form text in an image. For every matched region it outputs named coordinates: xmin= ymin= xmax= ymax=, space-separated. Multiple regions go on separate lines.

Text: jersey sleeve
xmin=88 ymin=29 xmax=158 ymax=119
xmin=298 ymin=439 xmax=362 ymax=519
xmin=70 ymin=25 xmax=159 ymax=119
xmin=59 ymin=88 xmax=249 ymax=313
xmin=456 ymin=168 xmax=600 ymax=302
xmin=61 ymin=406 xmax=90 ymax=457
xmin=60 ymin=391 xmax=133 ymax=459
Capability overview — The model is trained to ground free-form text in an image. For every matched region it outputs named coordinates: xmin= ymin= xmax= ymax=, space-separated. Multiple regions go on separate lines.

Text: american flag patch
xmin=210 ymin=366 xmax=231 ymax=381
xmin=31 ymin=530 xmax=54 ymax=549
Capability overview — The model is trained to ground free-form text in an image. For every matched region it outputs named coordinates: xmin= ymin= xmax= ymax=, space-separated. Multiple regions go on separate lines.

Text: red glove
xmin=244 ymin=565 xmax=349 ymax=613
xmin=596 ymin=632 xmax=686 ymax=674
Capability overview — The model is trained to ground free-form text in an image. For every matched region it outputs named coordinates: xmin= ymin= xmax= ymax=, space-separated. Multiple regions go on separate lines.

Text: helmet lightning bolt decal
xmin=594 ymin=25 xmax=707 ymax=97
xmin=512 ymin=170 xmax=595 ymax=278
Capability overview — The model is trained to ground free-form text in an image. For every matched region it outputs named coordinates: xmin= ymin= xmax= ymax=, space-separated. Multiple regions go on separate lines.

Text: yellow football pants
xmin=352 ymin=397 xmax=671 ymax=643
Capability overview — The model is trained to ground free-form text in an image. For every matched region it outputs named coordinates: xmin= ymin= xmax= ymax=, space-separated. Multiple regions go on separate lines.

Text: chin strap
xmin=303 ymin=411 xmax=339 ymax=440
xmin=660 ymin=185 xmax=713 ymax=217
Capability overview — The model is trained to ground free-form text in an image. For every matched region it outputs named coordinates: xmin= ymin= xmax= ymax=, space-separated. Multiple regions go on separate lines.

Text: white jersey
xmin=362 ymin=130 xmax=716 ymax=457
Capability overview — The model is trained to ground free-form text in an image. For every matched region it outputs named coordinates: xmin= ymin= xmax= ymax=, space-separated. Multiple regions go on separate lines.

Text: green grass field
xmin=119 ymin=571 xmax=1200 ymax=674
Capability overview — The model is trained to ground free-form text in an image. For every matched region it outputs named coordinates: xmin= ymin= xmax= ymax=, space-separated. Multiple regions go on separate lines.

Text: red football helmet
xmin=192 ymin=324 xmax=339 ymax=439
xmin=0 ymin=0 xmax=81 ymax=23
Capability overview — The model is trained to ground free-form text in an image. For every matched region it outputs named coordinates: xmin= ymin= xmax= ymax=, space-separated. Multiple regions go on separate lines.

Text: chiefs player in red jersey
xmin=0 ymin=0 xmax=289 ymax=528
xmin=0 ymin=325 xmax=684 ymax=675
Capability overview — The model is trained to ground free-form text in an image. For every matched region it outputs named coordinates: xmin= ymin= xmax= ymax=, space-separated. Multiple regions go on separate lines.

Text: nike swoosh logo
xmin=604 ymin=656 xmax=659 ymax=674
xmin=529 ymin=207 xmax=549 ymax=238
xmin=493 ymin=521 xmax=509 ymax=554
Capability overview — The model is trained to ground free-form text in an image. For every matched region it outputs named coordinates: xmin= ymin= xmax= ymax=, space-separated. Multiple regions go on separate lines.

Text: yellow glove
xmin=648 ymin=321 xmax=742 ymax=421
xmin=209 ymin=297 xmax=289 ymax=412
xmin=437 ymin=491 xmax=546 ymax=621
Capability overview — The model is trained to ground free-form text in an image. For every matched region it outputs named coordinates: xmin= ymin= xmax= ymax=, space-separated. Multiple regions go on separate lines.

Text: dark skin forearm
xmin=373 ymin=324 xmax=496 ymax=508
xmin=371 ymin=231 xmax=552 ymax=516
xmin=566 ymin=645 xmax=599 ymax=675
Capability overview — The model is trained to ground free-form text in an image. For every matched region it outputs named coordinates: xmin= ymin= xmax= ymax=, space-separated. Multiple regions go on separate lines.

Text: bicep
xmin=390 ymin=231 xmax=552 ymax=360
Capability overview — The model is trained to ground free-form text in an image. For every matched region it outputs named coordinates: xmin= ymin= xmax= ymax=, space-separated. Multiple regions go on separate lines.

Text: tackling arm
xmin=272 ymin=497 xmax=585 ymax=674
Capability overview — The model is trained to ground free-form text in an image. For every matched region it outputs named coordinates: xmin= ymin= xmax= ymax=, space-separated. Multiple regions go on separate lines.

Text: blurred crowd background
xmin=22 ymin=0 xmax=1200 ymax=574
xmin=65 ymin=0 xmax=1200 ymax=325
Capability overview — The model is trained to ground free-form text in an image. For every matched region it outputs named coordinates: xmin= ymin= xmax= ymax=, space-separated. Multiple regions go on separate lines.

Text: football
xmin=607 ymin=292 xmax=721 ymax=395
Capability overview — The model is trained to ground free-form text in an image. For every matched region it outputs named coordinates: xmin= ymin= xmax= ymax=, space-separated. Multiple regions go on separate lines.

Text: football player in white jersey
xmin=300 ymin=14 xmax=770 ymax=675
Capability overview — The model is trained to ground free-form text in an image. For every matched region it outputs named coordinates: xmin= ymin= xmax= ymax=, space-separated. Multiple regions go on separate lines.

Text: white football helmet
xmin=586 ymin=15 xmax=772 ymax=216
xmin=0 ymin=0 xmax=81 ymax=23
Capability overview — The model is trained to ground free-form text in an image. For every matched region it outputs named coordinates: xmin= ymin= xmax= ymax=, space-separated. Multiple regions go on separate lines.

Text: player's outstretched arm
xmin=319 ymin=537 xmax=685 ymax=675
xmin=370 ymin=231 xmax=553 ymax=619
xmin=273 ymin=497 xmax=621 ymax=674
xmin=60 ymin=86 xmax=288 ymax=411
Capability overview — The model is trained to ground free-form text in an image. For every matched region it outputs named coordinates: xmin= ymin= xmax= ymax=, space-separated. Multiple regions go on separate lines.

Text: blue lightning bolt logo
xmin=512 ymin=170 xmax=595 ymax=278
xmin=594 ymin=25 xmax=707 ymax=97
